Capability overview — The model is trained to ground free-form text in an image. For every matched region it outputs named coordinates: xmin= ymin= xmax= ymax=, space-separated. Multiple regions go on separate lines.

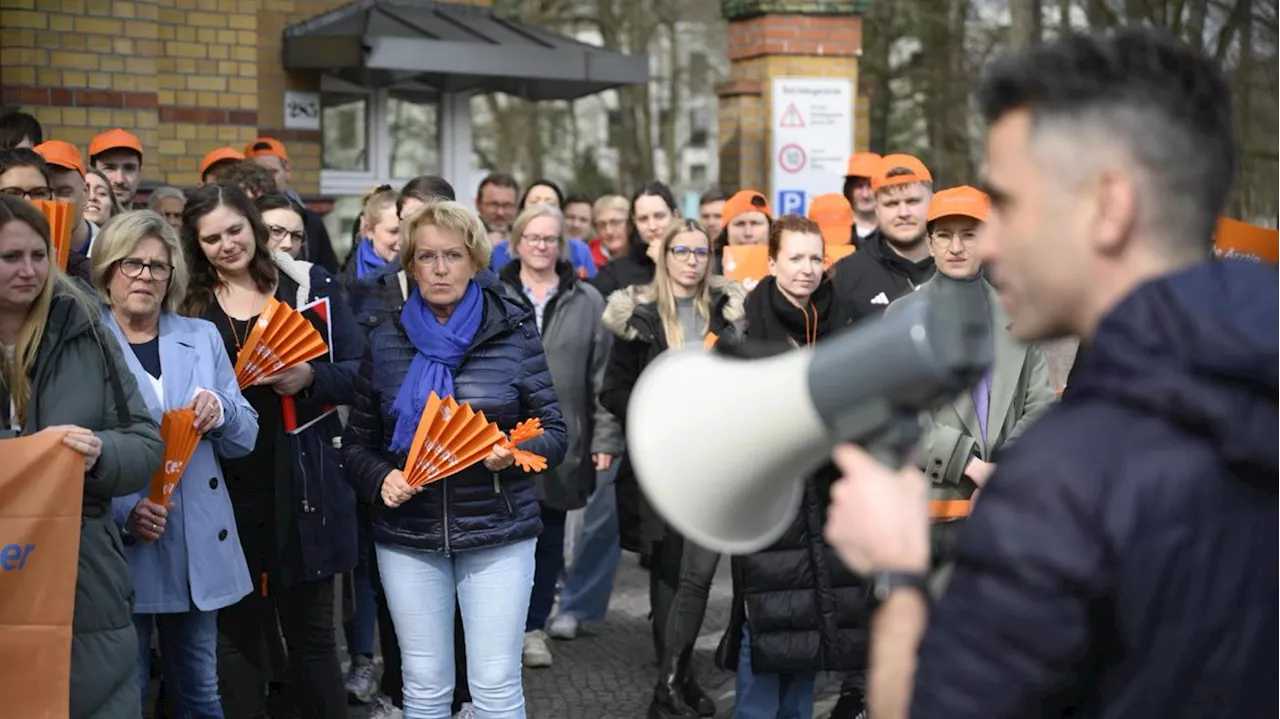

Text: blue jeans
xmin=556 ymin=462 xmax=621 ymax=621
xmin=135 ymin=610 xmax=223 ymax=718
xmin=526 ymin=504 xmax=566 ymax=632
xmin=732 ymin=623 xmax=816 ymax=719
xmin=377 ymin=540 xmax=536 ymax=719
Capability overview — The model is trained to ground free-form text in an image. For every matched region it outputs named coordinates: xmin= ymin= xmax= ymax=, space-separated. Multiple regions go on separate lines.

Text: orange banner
xmin=0 ymin=432 xmax=84 ymax=718
xmin=722 ymin=244 xmax=856 ymax=290
xmin=1215 ymin=217 xmax=1278 ymax=265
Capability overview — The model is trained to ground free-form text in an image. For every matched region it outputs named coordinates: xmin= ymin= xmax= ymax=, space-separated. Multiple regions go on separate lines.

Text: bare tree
xmin=1009 ymin=0 xmax=1043 ymax=49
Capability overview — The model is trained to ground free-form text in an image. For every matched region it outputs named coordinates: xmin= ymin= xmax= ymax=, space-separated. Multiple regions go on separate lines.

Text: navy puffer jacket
xmin=912 ymin=259 xmax=1278 ymax=718
xmin=342 ymin=282 xmax=568 ymax=553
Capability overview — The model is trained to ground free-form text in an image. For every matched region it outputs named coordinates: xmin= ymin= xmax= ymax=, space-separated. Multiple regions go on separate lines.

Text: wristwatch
xmin=868 ymin=569 xmax=931 ymax=612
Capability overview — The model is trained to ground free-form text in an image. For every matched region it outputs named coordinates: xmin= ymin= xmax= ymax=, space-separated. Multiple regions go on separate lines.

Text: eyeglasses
xmin=1 ymin=186 xmax=54 ymax=201
xmin=669 ymin=246 xmax=710 ymax=262
xmin=118 ymin=258 xmax=173 ymax=281
xmin=931 ymin=230 xmax=980 ymax=246
xmin=520 ymin=234 xmax=558 ymax=247
xmin=415 ymin=250 xmax=469 ymax=267
xmin=267 ymin=224 xmax=305 ymax=244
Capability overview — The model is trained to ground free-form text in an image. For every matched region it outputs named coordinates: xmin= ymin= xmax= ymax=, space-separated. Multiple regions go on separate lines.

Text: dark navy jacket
xmin=912 ymin=260 xmax=1278 ymax=718
xmin=342 ymin=283 xmax=568 ymax=553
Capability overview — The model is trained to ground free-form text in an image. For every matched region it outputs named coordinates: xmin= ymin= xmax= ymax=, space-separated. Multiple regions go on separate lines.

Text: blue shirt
xmin=491 ymin=238 xmax=597 ymax=278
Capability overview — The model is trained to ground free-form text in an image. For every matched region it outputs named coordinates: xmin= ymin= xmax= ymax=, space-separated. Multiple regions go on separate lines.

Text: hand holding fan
xmin=403 ymin=392 xmax=506 ymax=487
xmin=31 ymin=199 xmax=73 ymax=271
xmin=233 ymin=297 xmax=329 ymax=389
xmin=148 ymin=409 xmax=200 ymax=506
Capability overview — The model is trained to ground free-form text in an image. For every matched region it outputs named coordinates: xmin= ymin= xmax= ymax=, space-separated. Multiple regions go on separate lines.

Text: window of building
xmin=688 ymin=51 xmax=709 ymax=94
xmin=320 ymin=82 xmax=442 ymax=196
xmin=690 ymin=163 xmax=708 ymax=185
xmin=689 ymin=107 xmax=709 ymax=148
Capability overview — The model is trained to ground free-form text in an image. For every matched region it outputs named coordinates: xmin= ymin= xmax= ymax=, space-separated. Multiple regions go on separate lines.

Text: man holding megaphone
xmin=819 ymin=29 xmax=1277 ymax=718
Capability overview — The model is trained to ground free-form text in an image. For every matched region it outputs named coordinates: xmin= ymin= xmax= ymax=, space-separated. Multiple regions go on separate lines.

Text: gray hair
xmin=146 ymin=186 xmax=185 ymax=211
xmin=510 ymin=204 xmax=566 ymax=257
xmin=91 ymin=209 xmax=188 ymax=313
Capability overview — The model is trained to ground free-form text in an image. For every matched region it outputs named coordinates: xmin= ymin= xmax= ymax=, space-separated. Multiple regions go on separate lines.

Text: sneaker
xmin=522 ymin=629 xmax=554 ymax=667
xmin=345 ymin=655 xmax=377 ymax=704
xmin=546 ymin=613 xmax=579 ymax=640
xmin=453 ymin=701 xmax=477 ymax=719
xmin=367 ymin=694 xmax=403 ymax=719
xmin=829 ymin=691 xmax=867 ymax=719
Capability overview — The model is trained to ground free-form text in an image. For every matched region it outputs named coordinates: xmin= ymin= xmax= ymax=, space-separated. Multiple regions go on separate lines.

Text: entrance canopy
xmin=283 ymin=0 xmax=650 ymax=101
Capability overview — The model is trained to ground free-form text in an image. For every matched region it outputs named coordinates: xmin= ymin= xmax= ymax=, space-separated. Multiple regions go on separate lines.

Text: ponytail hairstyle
xmin=358 ymin=184 xmax=398 ymax=242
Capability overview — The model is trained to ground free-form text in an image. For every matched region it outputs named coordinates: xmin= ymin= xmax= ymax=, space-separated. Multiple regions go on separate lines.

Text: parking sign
xmin=778 ymin=190 xmax=806 ymax=216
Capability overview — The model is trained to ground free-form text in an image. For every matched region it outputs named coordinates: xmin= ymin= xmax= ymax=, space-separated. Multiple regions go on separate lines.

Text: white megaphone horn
xmin=626 ymin=279 xmax=993 ymax=555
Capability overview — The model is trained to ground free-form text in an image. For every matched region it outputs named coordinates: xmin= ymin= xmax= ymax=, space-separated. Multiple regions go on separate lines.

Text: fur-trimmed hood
xmin=602 ymin=274 xmax=747 ymax=341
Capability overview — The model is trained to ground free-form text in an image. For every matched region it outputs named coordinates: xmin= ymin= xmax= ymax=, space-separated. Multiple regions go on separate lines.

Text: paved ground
xmin=338 ymin=552 xmax=841 ymax=718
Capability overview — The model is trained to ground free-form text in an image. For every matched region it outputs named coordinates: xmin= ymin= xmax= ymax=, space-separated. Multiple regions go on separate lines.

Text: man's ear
xmin=1090 ymin=168 xmax=1138 ymax=256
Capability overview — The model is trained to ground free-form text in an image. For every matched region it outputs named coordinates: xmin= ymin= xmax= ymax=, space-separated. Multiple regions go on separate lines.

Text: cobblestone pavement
xmin=342 ymin=552 xmax=841 ymax=719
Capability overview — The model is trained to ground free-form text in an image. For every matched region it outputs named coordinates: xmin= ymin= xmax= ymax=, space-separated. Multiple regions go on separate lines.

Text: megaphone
xmin=626 ymin=279 xmax=992 ymax=555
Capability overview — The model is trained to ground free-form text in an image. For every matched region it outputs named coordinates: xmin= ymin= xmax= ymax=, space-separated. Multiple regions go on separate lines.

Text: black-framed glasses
xmin=118 ymin=258 xmax=173 ymax=281
xmin=669 ymin=245 xmax=710 ymax=262
xmin=1 ymin=186 xmax=53 ymax=201
xmin=267 ymin=224 xmax=305 ymax=244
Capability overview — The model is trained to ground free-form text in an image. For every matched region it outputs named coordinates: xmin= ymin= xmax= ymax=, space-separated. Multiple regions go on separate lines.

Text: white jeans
xmin=377 ymin=540 xmax=536 ymax=719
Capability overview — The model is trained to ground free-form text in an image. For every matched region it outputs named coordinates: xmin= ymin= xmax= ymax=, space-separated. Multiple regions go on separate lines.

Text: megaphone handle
xmin=866 ymin=414 xmax=922 ymax=470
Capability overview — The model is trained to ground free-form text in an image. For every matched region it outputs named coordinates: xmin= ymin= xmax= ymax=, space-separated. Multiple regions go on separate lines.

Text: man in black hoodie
xmin=829 ymin=153 xmax=936 ymax=323
xmin=825 ymin=28 xmax=1276 ymax=719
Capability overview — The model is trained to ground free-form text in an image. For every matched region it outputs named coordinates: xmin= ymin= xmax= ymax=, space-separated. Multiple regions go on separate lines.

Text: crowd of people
xmin=0 ymin=24 xmax=1273 ymax=719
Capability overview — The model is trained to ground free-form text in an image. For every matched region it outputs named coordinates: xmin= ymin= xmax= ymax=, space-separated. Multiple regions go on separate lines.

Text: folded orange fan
xmin=704 ymin=333 xmax=719 ymax=349
xmin=31 ymin=199 xmax=73 ymax=271
xmin=929 ymin=499 xmax=971 ymax=522
xmin=233 ymin=297 xmax=329 ymax=389
xmin=148 ymin=409 xmax=200 ymax=506
xmin=404 ymin=393 xmax=506 ymax=487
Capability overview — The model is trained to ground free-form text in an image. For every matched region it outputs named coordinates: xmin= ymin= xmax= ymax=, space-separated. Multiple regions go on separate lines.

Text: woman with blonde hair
xmin=0 ymin=194 xmax=164 ymax=717
xmin=91 ymin=210 xmax=259 ymax=716
xmin=600 ymin=219 xmax=746 ymax=717
xmin=343 ymin=200 xmax=567 ymax=717
xmin=340 ymin=184 xmax=401 ymax=288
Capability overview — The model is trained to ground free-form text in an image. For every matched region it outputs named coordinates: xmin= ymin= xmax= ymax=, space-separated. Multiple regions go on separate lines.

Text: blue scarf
xmin=389 ymin=281 xmax=485 ymax=453
xmin=355 ymin=239 xmax=388 ymax=279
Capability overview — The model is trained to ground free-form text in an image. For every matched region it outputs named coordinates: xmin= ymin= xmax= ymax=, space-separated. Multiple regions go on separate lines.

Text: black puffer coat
xmin=715 ymin=276 xmax=868 ymax=674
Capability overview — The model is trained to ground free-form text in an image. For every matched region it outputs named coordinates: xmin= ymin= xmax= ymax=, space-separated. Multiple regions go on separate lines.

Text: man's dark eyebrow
xmin=980 ymin=181 xmax=1010 ymax=205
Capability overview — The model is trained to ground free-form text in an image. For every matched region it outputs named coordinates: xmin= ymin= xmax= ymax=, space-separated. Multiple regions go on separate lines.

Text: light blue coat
xmin=107 ymin=310 xmax=259 ymax=614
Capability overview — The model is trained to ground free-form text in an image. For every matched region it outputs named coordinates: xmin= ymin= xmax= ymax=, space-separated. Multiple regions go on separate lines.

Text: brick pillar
xmin=717 ymin=0 xmax=866 ymax=194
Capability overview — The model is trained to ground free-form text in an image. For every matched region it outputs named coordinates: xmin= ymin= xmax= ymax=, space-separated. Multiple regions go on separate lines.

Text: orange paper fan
xmin=31 ymin=199 xmax=73 ymax=271
xmin=148 ymin=408 xmax=200 ymax=506
xmin=404 ymin=393 xmax=506 ymax=487
xmin=704 ymin=333 xmax=719 ymax=349
xmin=233 ymin=297 xmax=329 ymax=388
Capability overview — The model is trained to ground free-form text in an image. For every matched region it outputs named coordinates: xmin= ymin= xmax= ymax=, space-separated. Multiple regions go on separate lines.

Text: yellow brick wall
xmin=0 ymin=0 xmax=495 ymax=194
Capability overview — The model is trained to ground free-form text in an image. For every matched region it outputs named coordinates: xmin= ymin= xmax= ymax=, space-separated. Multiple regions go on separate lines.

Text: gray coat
xmin=2 ymin=285 xmax=164 ymax=718
xmin=500 ymin=261 xmax=623 ymax=511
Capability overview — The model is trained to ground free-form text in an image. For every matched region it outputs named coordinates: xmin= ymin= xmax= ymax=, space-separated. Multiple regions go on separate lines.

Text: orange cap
xmin=871 ymin=153 xmax=932 ymax=192
xmin=200 ymin=147 xmax=245 ymax=176
xmin=807 ymin=193 xmax=854 ymax=245
xmin=88 ymin=128 xmax=143 ymax=160
xmin=244 ymin=137 xmax=288 ymax=161
xmin=34 ymin=140 xmax=86 ymax=177
xmin=927 ymin=185 xmax=990 ymax=224
xmin=845 ymin=152 xmax=882 ymax=179
xmin=1214 ymin=217 xmax=1279 ymax=265
xmin=722 ymin=190 xmax=772 ymax=227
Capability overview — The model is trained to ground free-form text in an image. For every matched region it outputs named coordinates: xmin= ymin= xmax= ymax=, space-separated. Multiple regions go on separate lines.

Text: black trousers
xmin=660 ymin=542 xmax=720 ymax=656
xmin=217 ymin=577 xmax=346 ymax=718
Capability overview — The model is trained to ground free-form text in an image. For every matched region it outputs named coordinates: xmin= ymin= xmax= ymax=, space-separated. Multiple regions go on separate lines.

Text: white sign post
xmin=769 ymin=77 xmax=854 ymax=217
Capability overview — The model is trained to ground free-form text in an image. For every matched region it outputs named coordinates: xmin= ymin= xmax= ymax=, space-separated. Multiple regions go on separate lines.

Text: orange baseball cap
xmin=244 ymin=137 xmax=288 ymax=161
xmin=871 ymin=153 xmax=932 ymax=192
xmin=845 ymin=152 xmax=882 ymax=179
xmin=722 ymin=190 xmax=772 ymax=227
xmin=88 ymin=128 xmax=143 ymax=160
xmin=807 ymin=193 xmax=854 ymax=245
xmin=927 ymin=185 xmax=990 ymax=224
xmin=200 ymin=147 xmax=245 ymax=176
xmin=34 ymin=140 xmax=86 ymax=177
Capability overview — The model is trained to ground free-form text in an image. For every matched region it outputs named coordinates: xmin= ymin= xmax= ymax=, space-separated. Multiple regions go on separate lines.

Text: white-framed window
xmin=319 ymin=77 xmax=443 ymax=197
